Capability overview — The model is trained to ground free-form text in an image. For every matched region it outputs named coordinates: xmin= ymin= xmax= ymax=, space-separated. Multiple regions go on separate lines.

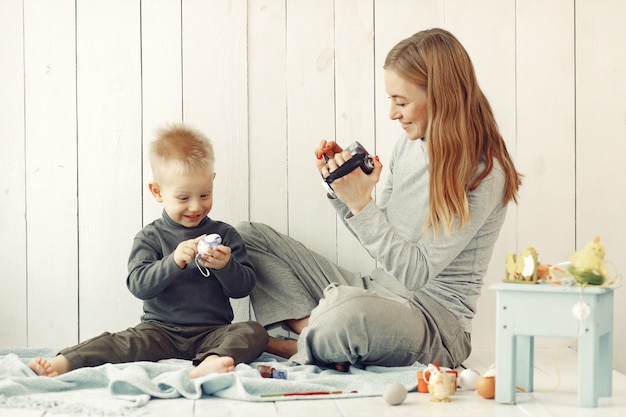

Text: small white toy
xmin=458 ymin=368 xmax=480 ymax=390
xmin=195 ymin=234 xmax=222 ymax=277
xmin=382 ymin=383 xmax=407 ymax=406
xmin=197 ymin=233 xmax=222 ymax=255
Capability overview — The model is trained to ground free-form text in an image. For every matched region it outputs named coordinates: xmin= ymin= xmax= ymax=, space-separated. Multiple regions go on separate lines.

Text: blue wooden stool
xmin=490 ymin=283 xmax=614 ymax=407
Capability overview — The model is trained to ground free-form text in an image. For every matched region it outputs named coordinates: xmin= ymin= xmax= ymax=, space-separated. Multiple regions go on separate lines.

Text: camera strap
xmin=323 ymin=153 xmax=366 ymax=185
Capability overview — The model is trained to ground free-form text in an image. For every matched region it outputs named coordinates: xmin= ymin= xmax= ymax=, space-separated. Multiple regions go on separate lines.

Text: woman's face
xmin=384 ymin=69 xmax=428 ymax=140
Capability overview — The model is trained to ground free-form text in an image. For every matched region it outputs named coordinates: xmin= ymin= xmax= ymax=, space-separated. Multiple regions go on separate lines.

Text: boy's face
xmin=149 ymin=168 xmax=216 ymax=228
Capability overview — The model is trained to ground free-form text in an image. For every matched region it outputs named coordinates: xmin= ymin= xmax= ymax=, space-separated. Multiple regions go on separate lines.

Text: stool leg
xmin=495 ymin=332 xmax=517 ymax=403
xmin=597 ymin=331 xmax=612 ymax=398
xmin=578 ymin=327 xmax=598 ymax=407
xmin=596 ymin=292 xmax=613 ymax=398
xmin=516 ymin=335 xmax=534 ymax=393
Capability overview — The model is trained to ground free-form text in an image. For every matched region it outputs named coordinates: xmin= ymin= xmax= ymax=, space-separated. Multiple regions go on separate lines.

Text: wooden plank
xmin=445 ymin=0 xmax=518 ymax=160
xmin=144 ymin=398 xmax=194 ymax=417
xmin=76 ymin=0 xmax=143 ymax=340
xmin=181 ymin=0 xmax=248 ymax=228
xmin=275 ymin=399 xmax=342 ymax=417
xmin=335 ymin=396 xmax=405 ymax=417
xmin=514 ymin=0 xmax=575 ymax=261
xmin=373 ymin=0 xmax=442 ymax=187
xmin=23 ymin=0 xmax=79 ymax=348
xmin=0 ymin=0 xmax=27 ymax=349
xmin=247 ymin=0 xmax=289 ymax=234
xmin=285 ymin=0 xmax=337 ymax=260
xmin=575 ymin=0 xmax=626 ymax=374
xmin=0 ymin=410 xmax=45 ymax=417
xmin=194 ymin=397 xmax=278 ymax=416
xmin=333 ymin=0 xmax=376 ymax=274
xmin=140 ymin=0 xmax=183 ymax=225
xmin=234 ymin=0 xmax=289 ymax=323
xmin=444 ymin=0 xmax=519 ymax=351
xmin=509 ymin=0 xmax=576 ymax=354
xmin=181 ymin=0 xmax=250 ymax=323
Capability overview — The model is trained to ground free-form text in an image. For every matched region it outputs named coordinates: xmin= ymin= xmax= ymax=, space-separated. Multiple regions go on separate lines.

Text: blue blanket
xmin=0 ymin=348 xmax=423 ymax=416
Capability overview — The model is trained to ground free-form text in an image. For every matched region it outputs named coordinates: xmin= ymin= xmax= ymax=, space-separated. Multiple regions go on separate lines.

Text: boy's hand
xmin=174 ymin=235 xmax=205 ymax=269
xmin=197 ymin=244 xmax=231 ymax=271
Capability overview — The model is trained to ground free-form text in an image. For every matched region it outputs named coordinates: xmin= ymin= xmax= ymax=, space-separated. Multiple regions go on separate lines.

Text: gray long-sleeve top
xmin=332 ymin=136 xmax=508 ymax=333
xmin=127 ymin=211 xmax=256 ymax=327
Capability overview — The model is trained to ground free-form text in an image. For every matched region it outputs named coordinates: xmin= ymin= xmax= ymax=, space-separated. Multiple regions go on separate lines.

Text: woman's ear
xmin=148 ymin=182 xmax=163 ymax=202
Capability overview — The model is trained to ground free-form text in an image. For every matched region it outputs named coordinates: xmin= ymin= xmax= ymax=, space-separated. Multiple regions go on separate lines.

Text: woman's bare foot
xmin=266 ymin=336 xmax=298 ymax=359
xmin=189 ymin=355 xmax=235 ymax=379
xmin=285 ymin=317 xmax=309 ymax=334
xmin=334 ymin=362 xmax=350 ymax=372
xmin=28 ymin=358 xmax=60 ymax=377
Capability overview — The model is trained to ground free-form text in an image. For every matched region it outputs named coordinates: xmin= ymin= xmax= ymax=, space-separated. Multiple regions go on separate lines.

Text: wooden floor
xmin=4 ymin=346 xmax=625 ymax=417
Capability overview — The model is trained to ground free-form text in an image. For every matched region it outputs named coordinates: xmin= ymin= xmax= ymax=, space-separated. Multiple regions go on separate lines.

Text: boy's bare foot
xmin=189 ymin=355 xmax=235 ymax=379
xmin=28 ymin=358 xmax=60 ymax=377
xmin=266 ymin=336 xmax=298 ymax=359
xmin=28 ymin=355 xmax=71 ymax=377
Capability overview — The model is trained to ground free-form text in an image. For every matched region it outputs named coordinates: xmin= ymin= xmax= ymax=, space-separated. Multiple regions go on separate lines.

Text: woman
xmin=237 ymin=28 xmax=522 ymax=369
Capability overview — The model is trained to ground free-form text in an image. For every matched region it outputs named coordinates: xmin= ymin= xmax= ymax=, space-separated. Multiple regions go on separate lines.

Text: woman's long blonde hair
xmin=384 ymin=28 xmax=522 ymax=236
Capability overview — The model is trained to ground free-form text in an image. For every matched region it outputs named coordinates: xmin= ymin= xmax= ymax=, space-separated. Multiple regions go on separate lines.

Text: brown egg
xmin=475 ymin=376 xmax=495 ymax=399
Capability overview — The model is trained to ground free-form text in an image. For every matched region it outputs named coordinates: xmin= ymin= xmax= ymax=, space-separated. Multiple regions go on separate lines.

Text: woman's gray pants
xmin=236 ymin=221 xmax=470 ymax=368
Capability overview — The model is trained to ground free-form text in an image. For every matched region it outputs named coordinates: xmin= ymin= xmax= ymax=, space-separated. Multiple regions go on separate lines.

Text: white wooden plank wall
xmin=1 ymin=0 xmax=625 ymax=374
xmin=1 ymin=0 xmax=27 ymax=346
xmin=24 ymin=0 xmax=79 ymax=347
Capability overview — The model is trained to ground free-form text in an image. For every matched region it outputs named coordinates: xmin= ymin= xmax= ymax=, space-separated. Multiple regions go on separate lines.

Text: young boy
xmin=29 ymin=123 xmax=268 ymax=379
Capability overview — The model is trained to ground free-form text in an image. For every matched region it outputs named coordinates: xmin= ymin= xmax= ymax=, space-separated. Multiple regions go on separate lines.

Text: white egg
xmin=382 ymin=383 xmax=407 ymax=405
xmin=458 ymin=368 xmax=480 ymax=390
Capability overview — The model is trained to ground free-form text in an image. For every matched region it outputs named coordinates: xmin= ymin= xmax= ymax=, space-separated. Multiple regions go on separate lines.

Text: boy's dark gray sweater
xmin=127 ymin=211 xmax=256 ymax=327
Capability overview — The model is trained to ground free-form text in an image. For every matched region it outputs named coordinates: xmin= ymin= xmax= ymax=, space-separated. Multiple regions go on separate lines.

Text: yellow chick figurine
xmin=568 ymin=236 xmax=608 ymax=285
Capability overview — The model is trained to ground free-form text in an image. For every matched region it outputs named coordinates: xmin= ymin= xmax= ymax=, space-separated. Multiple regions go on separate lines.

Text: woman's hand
xmin=315 ymin=140 xmax=343 ymax=172
xmin=315 ymin=140 xmax=383 ymax=215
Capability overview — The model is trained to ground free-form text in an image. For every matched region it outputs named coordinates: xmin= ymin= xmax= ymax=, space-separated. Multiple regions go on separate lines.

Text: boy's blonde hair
xmin=149 ymin=123 xmax=215 ymax=182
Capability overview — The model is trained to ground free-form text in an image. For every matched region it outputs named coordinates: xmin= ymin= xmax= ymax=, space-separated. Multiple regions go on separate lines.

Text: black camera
xmin=322 ymin=141 xmax=374 ymax=198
